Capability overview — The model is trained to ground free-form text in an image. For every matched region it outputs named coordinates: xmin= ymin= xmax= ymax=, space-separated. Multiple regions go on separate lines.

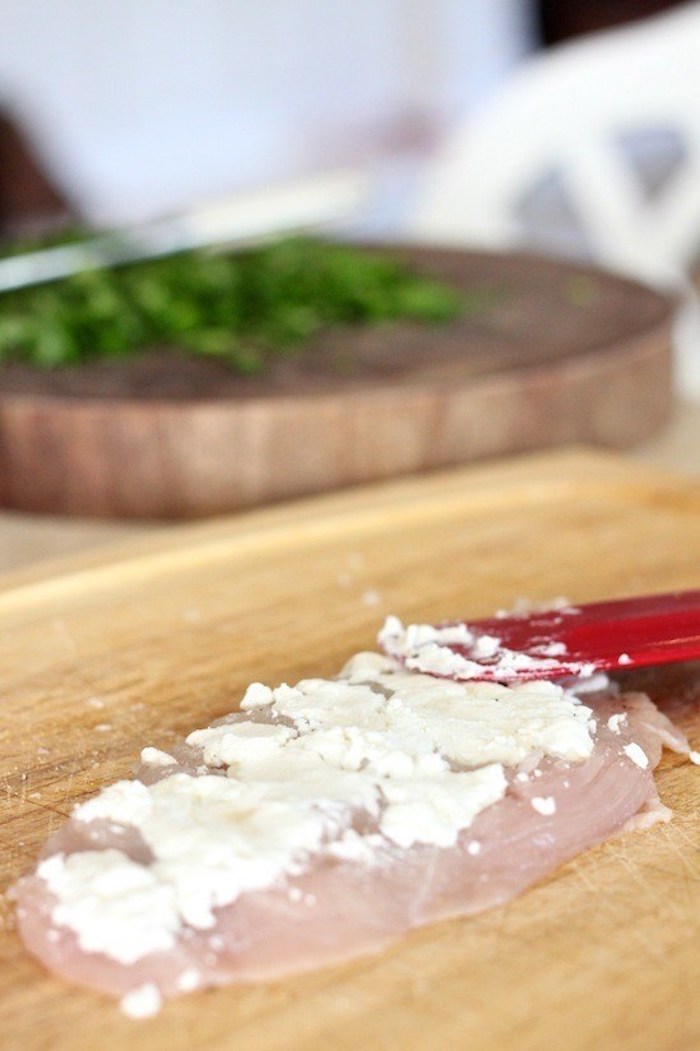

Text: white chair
xmin=409 ymin=3 xmax=700 ymax=290
xmin=407 ymin=3 xmax=700 ymax=396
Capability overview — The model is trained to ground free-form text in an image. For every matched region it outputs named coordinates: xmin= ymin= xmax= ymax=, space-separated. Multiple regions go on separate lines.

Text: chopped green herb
xmin=0 ymin=235 xmax=479 ymax=373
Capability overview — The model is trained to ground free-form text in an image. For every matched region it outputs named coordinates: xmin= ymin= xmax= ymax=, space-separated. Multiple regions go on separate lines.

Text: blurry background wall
xmin=0 ymin=0 xmax=533 ymax=230
xmin=0 ymin=1 xmax=691 ymax=246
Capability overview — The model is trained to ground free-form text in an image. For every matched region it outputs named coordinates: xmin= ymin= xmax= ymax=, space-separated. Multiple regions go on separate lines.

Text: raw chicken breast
xmin=14 ymin=653 xmax=691 ymax=1013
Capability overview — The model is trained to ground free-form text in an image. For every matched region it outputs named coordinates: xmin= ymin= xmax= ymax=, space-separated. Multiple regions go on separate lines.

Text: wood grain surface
xmin=0 ymin=449 xmax=698 ymax=1051
xmin=0 ymin=249 xmax=675 ymax=519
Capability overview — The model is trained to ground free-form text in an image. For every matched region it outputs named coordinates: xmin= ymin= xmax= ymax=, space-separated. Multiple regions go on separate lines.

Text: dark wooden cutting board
xmin=0 ymin=247 xmax=675 ymax=518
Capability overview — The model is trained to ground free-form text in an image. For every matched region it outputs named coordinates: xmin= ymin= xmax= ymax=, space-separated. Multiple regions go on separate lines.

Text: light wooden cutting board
xmin=0 ymin=449 xmax=698 ymax=1051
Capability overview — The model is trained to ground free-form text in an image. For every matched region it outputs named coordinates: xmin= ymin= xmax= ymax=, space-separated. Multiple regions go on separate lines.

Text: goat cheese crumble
xmin=38 ymin=647 xmax=596 ymax=971
xmin=379 ymin=616 xmax=597 ymax=682
xmin=120 ymin=983 xmax=163 ymax=1019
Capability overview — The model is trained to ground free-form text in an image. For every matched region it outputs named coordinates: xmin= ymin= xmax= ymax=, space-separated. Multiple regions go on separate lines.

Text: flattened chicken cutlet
xmin=14 ymin=648 xmax=694 ymax=1017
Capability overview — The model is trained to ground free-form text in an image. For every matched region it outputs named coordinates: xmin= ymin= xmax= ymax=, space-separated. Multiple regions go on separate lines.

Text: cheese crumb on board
xmin=175 ymin=969 xmax=201 ymax=992
xmin=140 ymin=748 xmax=177 ymax=767
xmin=120 ymin=983 xmax=162 ymax=1019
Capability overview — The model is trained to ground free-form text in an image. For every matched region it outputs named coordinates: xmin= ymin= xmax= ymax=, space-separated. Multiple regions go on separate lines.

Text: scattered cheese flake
xmin=531 ymin=796 xmax=557 ymax=816
xmin=240 ymin=682 xmax=274 ymax=710
xmin=536 ymin=641 xmax=568 ymax=657
xmin=566 ymin=672 xmax=613 ymax=696
xmin=471 ymin=634 xmax=501 ymax=659
xmin=140 ymin=747 xmax=177 ymax=767
xmin=467 ymin=840 xmax=482 ymax=855
xmin=379 ymin=616 xmax=579 ymax=683
xmin=618 ymin=653 xmax=632 ymax=665
xmin=623 ymin=743 xmax=649 ymax=769
xmin=120 ymin=983 xmax=163 ymax=1019
xmin=689 ymin=751 xmax=700 ymax=766
xmin=607 ymin=713 xmax=627 ymax=734
xmin=176 ymin=969 xmax=201 ymax=992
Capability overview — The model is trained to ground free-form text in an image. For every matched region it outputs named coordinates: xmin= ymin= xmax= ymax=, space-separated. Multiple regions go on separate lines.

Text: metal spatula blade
xmin=379 ymin=590 xmax=700 ymax=683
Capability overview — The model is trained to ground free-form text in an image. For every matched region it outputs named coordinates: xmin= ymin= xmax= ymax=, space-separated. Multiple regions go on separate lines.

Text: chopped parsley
xmin=0 ymin=236 xmax=468 ymax=374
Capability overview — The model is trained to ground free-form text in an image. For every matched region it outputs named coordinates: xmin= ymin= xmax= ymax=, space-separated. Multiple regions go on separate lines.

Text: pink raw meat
xmin=14 ymin=676 xmax=690 ymax=1007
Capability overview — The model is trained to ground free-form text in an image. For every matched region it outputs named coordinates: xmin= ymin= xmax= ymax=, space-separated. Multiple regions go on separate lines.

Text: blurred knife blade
xmin=0 ymin=169 xmax=371 ymax=293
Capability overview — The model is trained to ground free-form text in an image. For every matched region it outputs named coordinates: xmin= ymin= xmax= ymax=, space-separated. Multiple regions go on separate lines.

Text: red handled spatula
xmin=379 ymin=590 xmax=700 ymax=684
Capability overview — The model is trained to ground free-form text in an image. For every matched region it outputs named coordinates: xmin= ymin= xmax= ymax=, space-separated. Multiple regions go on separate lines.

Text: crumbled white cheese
xmin=471 ymin=634 xmax=502 ymax=659
xmin=39 ymin=851 xmax=181 ymax=964
xmin=689 ymin=751 xmax=700 ymax=766
xmin=240 ymin=682 xmax=274 ymax=710
xmin=186 ymin=721 xmax=296 ymax=766
xmin=618 ymin=653 xmax=632 ymax=665
xmin=267 ymin=664 xmax=595 ymax=769
xmin=379 ymin=765 xmax=506 ymax=848
xmin=467 ymin=840 xmax=482 ymax=855
xmin=140 ymin=747 xmax=177 ymax=767
xmin=378 ymin=616 xmax=590 ymax=683
xmin=623 ymin=742 xmax=649 ymax=769
xmin=340 ymin=651 xmax=399 ymax=679
xmin=326 ymin=830 xmax=384 ymax=864
xmin=120 ymin=983 xmax=163 ymax=1019
xmin=42 ymin=646 xmax=597 ymax=967
xmin=607 ymin=713 xmax=627 ymax=734
xmin=530 ymin=796 xmax=557 ymax=816
xmin=535 ymin=641 xmax=568 ymax=658
xmin=566 ymin=672 xmax=614 ymax=696
xmin=176 ymin=969 xmax=201 ymax=992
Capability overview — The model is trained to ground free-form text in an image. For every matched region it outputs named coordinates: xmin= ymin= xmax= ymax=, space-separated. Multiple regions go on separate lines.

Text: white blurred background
xmin=0 ymin=0 xmax=535 ymax=227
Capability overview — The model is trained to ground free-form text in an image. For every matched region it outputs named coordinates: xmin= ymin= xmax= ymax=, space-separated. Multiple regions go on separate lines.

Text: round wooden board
xmin=0 ymin=247 xmax=675 ymax=518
